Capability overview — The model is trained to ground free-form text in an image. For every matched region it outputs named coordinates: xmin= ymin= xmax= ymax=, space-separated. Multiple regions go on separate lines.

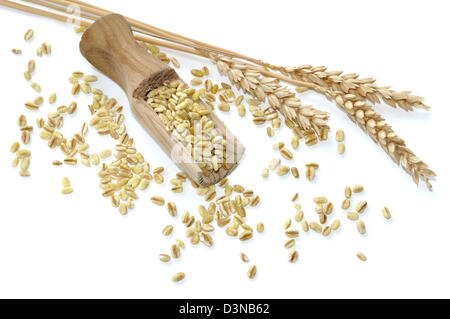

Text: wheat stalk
xmin=334 ymin=93 xmax=435 ymax=189
xmin=262 ymin=63 xmax=430 ymax=112
xmin=213 ymin=55 xmax=330 ymax=138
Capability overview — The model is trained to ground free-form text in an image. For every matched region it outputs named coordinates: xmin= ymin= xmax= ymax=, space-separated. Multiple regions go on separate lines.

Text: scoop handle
xmin=79 ymin=14 xmax=175 ymax=98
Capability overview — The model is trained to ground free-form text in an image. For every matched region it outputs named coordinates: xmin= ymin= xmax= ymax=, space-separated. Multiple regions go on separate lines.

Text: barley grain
xmin=331 ymin=219 xmax=341 ymax=231
xmin=167 ymin=202 xmax=177 ymax=217
xmin=256 ymin=223 xmax=264 ymax=233
xmin=172 ymin=272 xmax=185 ymax=282
xmin=151 ymin=196 xmax=165 ymax=206
xmin=355 ymin=200 xmax=367 ymax=214
xmin=10 ymin=142 xmax=20 ymax=153
xmin=310 ymin=222 xmax=322 ymax=233
xmin=336 ymin=130 xmax=345 ymax=142
xmin=61 ymin=187 xmax=73 ymax=194
xmin=11 ymin=157 xmax=19 ymax=167
xmin=240 ymin=252 xmax=249 ymax=262
xmin=305 ymin=166 xmax=315 ymax=181
xmin=294 ymin=210 xmax=304 ymax=222
xmin=337 ymin=143 xmax=346 ymax=154
xmin=21 ymin=130 xmax=31 ymax=144
xmin=24 ymin=71 xmax=31 ymax=81
xmin=277 ymin=165 xmax=289 ymax=176
xmin=162 ymin=225 xmax=174 ymax=236
xmin=347 ymin=212 xmax=359 ymax=221
xmin=322 ymin=226 xmax=331 ymax=237
xmin=159 ymin=254 xmax=171 ymax=262
xmin=356 ymin=220 xmax=366 ymax=234
xmin=31 ymin=82 xmax=41 ymax=93
xmin=356 ymin=252 xmax=367 ymax=262
xmin=171 ymin=244 xmax=180 ymax=259
xmin=285 ymin=227 xmax=299 ymax=238
xmin=301 ymin=220 xmax=309 ymax=232
xmin=239 ymin=230 xmax=253 ymax=241
xmin=382 ymin=206 xmax=392 ymax=219
xmin=247 ymin=265 xmax=257 ymax=279
xmin=341 ymin=199 xmax=351 ymax=210
xmin=261 ymin=167 xmax=269 ymax=178
xmin=291 ymin=193 xmax=298 ymax=202
xmin=291 ymin=167 xmax=299 ymax=179
xmin=27 ymin=60 xmax=35 ymax=73
xmin=280 ymin=148 xmax=293 ymax=160
xmin=191 ymin=69 xmax=204 ymax=77
xmin=190 ymin=78 xmax=202 ymax=86
xmin=288 ymin=250 xmax=299 ymax=263
xmin=24 ymin=29 xmax=34 ymax=41
xmin=71 ymin=83 xmax=80 ymax=95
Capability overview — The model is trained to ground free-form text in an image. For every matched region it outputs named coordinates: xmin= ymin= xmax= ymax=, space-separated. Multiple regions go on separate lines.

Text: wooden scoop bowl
xmin=79 ymin=14 xmax=244 ymax=186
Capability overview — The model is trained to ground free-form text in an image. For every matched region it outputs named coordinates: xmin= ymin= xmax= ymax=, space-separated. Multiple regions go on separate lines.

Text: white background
xmin=0 ymin=0 xmax=449 ymax=298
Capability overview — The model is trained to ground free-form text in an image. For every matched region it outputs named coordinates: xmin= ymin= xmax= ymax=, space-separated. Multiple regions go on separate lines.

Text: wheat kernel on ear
xmin=382 ymin=206 xmax=392 ymax=219
xmin=288 ymin=250 xmax=299 ymax=263
xmin=356 ymin=252 xmax=367 ymax=262
xmin=355 ymin=200 xmax=367 ymax=214
xmin=172 ymin=272 xmax=185 ymax=282
xmin=159 ymin=254 xmax=171 ymax=263
xmin=247 ymin=265 xmax=257 ymax=279
xmin=24 ymin=29 xmax=34 ymax=41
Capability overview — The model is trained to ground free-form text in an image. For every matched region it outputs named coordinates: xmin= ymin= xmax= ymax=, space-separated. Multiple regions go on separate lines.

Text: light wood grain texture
xmin=79 ymin=14 xmax=244 ymax=186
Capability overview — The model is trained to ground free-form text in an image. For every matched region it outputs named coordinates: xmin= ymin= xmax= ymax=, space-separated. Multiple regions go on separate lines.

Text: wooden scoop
xmin=79 ymin=14 xmax=244 ymax=186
